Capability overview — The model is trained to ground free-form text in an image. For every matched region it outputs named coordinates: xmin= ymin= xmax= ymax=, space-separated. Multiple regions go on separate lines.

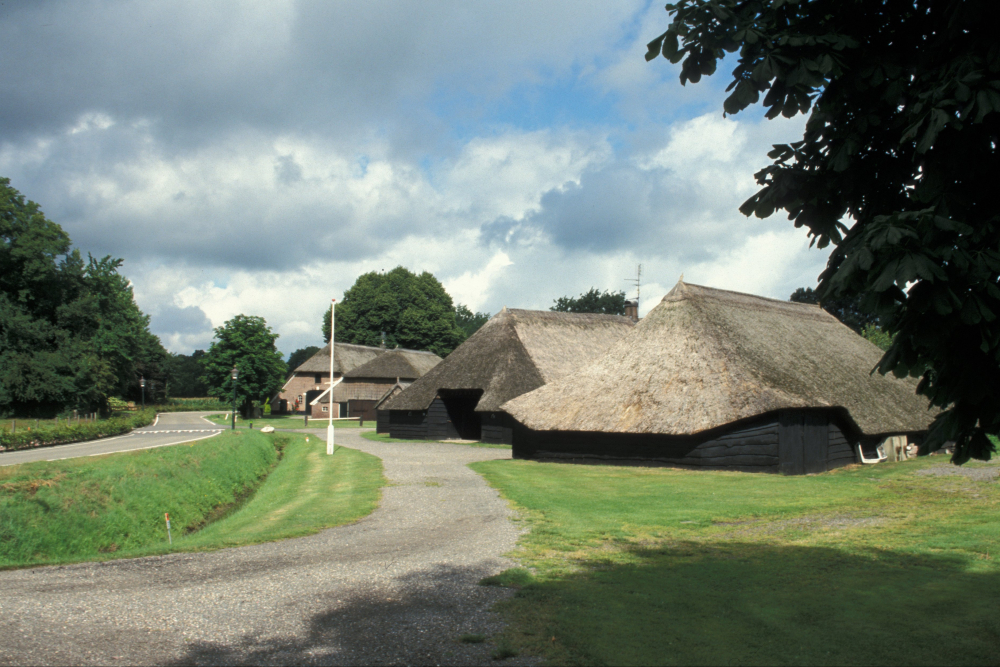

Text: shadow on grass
xmin=166 ymin=565 xmax=522 ymax=666
xmin=491 ymin=541 xmax=1000 ymax=666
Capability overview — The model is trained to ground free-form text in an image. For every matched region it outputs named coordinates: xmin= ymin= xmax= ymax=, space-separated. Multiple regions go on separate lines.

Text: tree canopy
xmin=200 ymin=314 xmax=286 ymax=416
xmin=789 ymin=287 xmax=878 ymax=334
xmin=321 ymin=267 xmax=466 ymax=357
xmin=455 ymin=304 xmax=492 ymax=338
xmin=647 ymin=0 xmax=999 ymax=463
xmin=164 ymin=350 xmax=209 ymax=397
xmin=0 ymin=177 xmax=166 ymax=416
xmin=285 ymin=346 xmax=321 ymax=376
xmin=551 ymin=288 xmax=627 ymax=316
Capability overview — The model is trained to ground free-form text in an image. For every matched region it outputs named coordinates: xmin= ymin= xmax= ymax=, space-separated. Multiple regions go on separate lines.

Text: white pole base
xmin=327 ymin=424 xmax=335 ymax=455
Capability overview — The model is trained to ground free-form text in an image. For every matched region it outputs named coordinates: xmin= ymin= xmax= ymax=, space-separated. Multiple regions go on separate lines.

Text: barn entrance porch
xmin=438 ymin=389 xmax=484 ymax=440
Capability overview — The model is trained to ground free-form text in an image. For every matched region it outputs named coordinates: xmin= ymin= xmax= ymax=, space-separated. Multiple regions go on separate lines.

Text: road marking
xmin=136 ymin=429 xmax=223 ymax=434
xmin=81 ymin=431 xmax=222 ymax=457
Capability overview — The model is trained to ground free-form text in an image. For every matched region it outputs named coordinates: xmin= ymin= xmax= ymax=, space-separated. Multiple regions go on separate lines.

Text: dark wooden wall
xmin=376 ymin=409 xmax=390 ymax=433
xmin=511 ymin=410 xmax=869 ymax=475
xmin=387 ymin=409 xmax=428 ymax=440
xmin=348 ymin=399 xmax=378 ymax=423
xmin=426 ymin=397 xmax=460 ymax=440
xmin=481 ymin=412 xmax=514 ymax=445
xmin=386 ymin=397 xmax=460 ymax=440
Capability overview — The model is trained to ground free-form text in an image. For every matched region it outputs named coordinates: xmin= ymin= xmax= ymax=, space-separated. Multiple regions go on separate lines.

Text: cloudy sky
xmin=1 ymin=0 xmax=829 ymax=357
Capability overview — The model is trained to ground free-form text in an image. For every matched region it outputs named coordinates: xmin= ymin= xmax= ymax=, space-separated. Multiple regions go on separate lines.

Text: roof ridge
xmin=665 ymin=281 xmax=829 ymax=314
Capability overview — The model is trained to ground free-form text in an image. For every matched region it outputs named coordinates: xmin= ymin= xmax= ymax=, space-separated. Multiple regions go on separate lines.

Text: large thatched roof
xmin=293 ymin=343 xmax=383 ymax=375
xmin=384 ymin=308 xmax=635 ymax=412
xmin=344 ymin=348 xmax=442 ymax=380
xmin=504 ymin=281 xmax=934 ymax=437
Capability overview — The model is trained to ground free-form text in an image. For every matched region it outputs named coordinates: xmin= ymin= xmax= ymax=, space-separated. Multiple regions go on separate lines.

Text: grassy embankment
xmin=361 ymin=431 xmax=510 ymax=449
xmin=0 ymin=430 xmax=383 ymax=568
xmin=204 ymin=413 xmax=374 ymax=429
xmin=471 ymin=454 xmax=1000 ymax=665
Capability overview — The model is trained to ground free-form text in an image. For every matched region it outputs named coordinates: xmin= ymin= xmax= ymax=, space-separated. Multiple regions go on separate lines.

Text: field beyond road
xmin=472 ymin=454 xmax=1000 ymax=665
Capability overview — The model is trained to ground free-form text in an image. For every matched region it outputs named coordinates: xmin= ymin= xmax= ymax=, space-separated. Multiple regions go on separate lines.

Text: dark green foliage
xmin=164 ymin=350 xmax=209 ymax=397
xmin=200 ymin=315 xmax=287 ymax=418
xmin=551 ymin=288 xmax=627 ymax=315
xmin=647 ymin=1 xmax=1000 ymax=463
xmin=321 ymin=267 xmax=465 ymax=357
xmin=0 ymin=177 xmax=167 ymax=416
xmin=0 ymin=408 xmax=155 ymax=451
xmin=155 ymin=397 xmax=228 ymax=412
xmin=455 ymin=304 xmax=492 ymax=338
xmin=285 ymin=346 xmax=321 ymax=375
xmin=789 ymin=287 xmax=878 ymax=334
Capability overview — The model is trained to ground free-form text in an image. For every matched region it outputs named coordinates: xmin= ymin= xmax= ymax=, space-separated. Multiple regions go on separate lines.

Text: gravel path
xmin=0 ymin=430 xmax=529 ymax=666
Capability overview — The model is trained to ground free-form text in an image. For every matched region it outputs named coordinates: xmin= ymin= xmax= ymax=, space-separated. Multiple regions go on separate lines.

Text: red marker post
xmin=165 ymin=512 xmax=172 ymax=545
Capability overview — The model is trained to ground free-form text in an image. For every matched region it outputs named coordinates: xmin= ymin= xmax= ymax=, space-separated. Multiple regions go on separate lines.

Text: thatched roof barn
xmin=310 ymin=348 xmax=442 ymax=421
xmin=382 ymin=308 xmax=635 ymax=442
xmin=343 ymin=348 xmax=442 ymax=381
xmin=293 ymin=342 xmax=384 ymax=376
xmin=502 ymin=281 xmax=935 ymax=474
xmin=273 ymin=342 xmax=387 ymax=414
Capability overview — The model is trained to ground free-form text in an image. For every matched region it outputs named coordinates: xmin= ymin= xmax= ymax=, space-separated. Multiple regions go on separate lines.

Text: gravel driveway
xmin=0 ymin=430 xmax=529 ymax=666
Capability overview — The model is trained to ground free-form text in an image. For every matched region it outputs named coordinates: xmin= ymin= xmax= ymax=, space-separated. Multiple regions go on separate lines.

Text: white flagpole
xmin=327 ymin=298 xmax=336 ymax=455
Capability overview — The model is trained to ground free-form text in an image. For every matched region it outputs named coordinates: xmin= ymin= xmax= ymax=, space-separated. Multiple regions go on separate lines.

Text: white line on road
xmin=45 ymin=431 xmax=223 ymax=461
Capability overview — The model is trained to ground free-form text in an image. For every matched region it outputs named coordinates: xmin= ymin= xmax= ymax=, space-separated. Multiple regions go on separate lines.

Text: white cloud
xmin=1 ymin=1 xmax=832 ymax=357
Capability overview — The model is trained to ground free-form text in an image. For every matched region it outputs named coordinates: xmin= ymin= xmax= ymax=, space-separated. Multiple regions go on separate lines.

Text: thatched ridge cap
xmin=664 ymin=280 xmax=831 ymax=320
xmin=506 ymin=308 xmax=635 ymax=325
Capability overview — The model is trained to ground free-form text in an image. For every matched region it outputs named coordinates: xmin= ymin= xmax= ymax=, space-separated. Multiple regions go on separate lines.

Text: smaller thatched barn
xmin=273 ymin=342 xmax=385 ymax=414
xmin=502 ymin=281 xmax=935 ymax=474
xmin=381 ymin=308 xmax=636 ymax=443
xmin=311 ymin=348 xmax=441 ymax=421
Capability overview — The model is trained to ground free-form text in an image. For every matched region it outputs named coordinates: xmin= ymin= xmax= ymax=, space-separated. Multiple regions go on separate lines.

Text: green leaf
xmin=644 ymin=32 xmax=667 ymax=62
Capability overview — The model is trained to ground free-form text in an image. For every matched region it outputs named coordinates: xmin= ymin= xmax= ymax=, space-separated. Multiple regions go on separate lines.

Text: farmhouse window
xmin=315 ymin=374 xmax=322 ymax=384
xmin=322 ymin=406 xmax=329 ymax=413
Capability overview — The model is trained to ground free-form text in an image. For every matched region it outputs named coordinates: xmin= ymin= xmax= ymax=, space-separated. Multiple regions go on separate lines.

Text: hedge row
xmin=0 ymin=409 xmax=156 ymax=452
xmin=154 ymin=398 xmax=230 ymax=412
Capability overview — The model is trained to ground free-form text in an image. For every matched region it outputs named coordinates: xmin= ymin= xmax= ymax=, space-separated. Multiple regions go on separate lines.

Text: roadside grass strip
xmin=361 ymin=431 xmax=511 ymax=449
xmin=181 ymin=434 xmax=384 ymax=550
xmin=470 ymin=454 xmax=1000 ymax=666
xmin=0 ymin=431 xmax=384 ymax=568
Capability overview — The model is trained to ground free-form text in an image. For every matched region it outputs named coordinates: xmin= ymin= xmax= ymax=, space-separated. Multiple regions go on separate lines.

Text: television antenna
xmin=624 ymin=264 xmax=642 ymax=307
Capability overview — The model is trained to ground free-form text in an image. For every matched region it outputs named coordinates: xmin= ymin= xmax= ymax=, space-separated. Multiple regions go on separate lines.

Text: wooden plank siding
xmin=481 ymin=412 xmax=514 ymax=445
xmin=426 ymin=397 xmax=460 ymax=440
xmin=387 ymin=410 xmax=428 ymax=440
xmin=511 ymin=410 xmax=865 ymax=475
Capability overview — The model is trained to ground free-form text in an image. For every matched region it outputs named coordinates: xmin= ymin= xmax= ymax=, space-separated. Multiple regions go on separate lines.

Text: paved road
xmin=0 ymin=430 xmax=528 ymax=666
xmin=0 ymin=412 xmax=223 ymax=467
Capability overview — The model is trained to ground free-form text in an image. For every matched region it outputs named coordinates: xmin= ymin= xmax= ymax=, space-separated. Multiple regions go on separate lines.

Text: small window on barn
xmin=322 ymin=406 xmax=329 ymax=413
xmin=315 ymin=374 xmax=322 ymax=384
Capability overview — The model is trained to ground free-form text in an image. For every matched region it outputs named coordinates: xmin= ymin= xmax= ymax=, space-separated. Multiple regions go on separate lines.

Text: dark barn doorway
xmin=304 ymin=389 xmax=322 ymax=414
xmin=438 ymin=389 xmax=484 ymax=440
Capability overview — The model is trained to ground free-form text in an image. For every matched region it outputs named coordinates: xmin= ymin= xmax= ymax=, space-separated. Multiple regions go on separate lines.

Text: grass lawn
xmin=204 ymin=413 xmax=374 ymax=429
xmin=0 ymin=431 xmax=384 ymax=568
xmin=361 ymin=431 xmax=511 ymax=449
xmin=470 ymin=454 xmax=1000 ymax=666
